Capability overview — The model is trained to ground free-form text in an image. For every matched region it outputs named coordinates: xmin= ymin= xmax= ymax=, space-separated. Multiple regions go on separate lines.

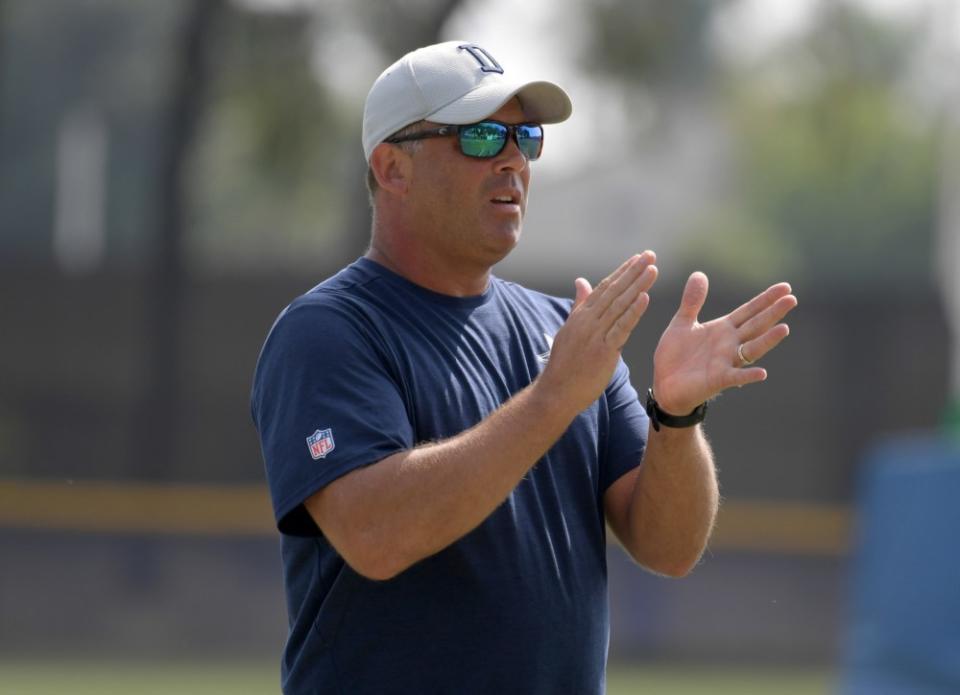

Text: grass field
xmin=0 ymin=661 xmax=834 ymax=694
xmin=607 ymin=664 xmax=834 ymax=694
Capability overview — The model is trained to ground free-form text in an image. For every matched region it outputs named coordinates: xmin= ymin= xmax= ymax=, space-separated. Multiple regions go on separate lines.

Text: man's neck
xmin=365 ymin=244 xmax=491 ymax=298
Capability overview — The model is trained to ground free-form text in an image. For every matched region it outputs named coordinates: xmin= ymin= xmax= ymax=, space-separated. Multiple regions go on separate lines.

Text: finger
xmin=726 ymin=366 xmax=768 ymax=389
xmin=728 ymin=282 xmax=792 ymax=328
xmin=737 ymin=323 xmax=790 ymax=366
xmin=672 ymin=271 xmax=709 ymax=325
xmin=585 ymin=252 xmax=653 ymax=314
xmin=591 ymin=252 xmax=647 ymax=293
xmin=639 ymin=263 xmax=658 ymax=293
xmin=605 ymin=291 xmax=651 ymax=349
xmin=596 ymin=251 xmax=656 ymax=293
xmin=601 ymin=281 xmax=644 ymax=335
xmin=599 ymin=263 xmax=658 ymax=323
xmin=573 ymin=278 xmax=592 ymax=310
xmin=736 ymin=294 xmax=798 ymax=342
xmin=580 ymin=256 xmax=637 ymax=311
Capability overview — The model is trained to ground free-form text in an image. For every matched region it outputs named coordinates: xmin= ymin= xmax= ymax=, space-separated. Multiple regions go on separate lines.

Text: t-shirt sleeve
xmin=598 ymin=357 xmax=649 ymax=493
xmin=251 ymin=297 xmax=413 ymax=536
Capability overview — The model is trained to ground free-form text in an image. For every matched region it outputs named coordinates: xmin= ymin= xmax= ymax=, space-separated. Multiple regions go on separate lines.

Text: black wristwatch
xmin=645 ymin=389 xmax=708 ymax=432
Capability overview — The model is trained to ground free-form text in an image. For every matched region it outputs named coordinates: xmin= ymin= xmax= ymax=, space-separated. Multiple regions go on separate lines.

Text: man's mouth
xmin=489 ymin=190 xmax=522 ymax=208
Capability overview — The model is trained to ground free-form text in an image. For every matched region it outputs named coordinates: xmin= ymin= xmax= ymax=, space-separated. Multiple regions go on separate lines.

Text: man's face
xmin=405 ymin=99 xmax=533 ymax=269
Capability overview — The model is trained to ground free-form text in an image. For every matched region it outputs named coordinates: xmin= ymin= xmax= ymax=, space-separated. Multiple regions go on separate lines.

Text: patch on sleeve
xmin=306 ymin=428 xmax=335 ymax=460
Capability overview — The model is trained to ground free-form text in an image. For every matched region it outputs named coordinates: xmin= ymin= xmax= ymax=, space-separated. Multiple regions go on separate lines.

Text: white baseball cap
xmin=362 ymin=40 xmax=572 ymax=161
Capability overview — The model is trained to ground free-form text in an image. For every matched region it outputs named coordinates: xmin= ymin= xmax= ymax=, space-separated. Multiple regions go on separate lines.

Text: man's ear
xmin=369 ymin=143 xmax=413 ymax=196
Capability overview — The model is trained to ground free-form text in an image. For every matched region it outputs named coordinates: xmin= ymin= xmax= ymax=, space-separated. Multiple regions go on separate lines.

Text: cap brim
xmin=427 ymin=79 xmax=572 ymax=125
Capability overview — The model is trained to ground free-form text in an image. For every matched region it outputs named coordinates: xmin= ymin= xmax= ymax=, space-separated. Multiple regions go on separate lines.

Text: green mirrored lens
xmin=515 ymin=124 xmax=543 ymax=160
xmin=460 ymin=123 xmax=508 ymax=158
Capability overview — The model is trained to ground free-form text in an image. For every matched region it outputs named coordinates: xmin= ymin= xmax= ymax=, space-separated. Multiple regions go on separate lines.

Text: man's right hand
xmin=539 ymin=251 xmax=658 ymax=414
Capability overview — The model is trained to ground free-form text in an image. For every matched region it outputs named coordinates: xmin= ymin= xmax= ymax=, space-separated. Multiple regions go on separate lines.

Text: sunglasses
xmin=385 ymin=120 xmax=544 ymax=161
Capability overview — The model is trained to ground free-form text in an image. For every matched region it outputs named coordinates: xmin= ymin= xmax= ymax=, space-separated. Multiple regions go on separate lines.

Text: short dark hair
xmin=365 ymin=121 xmax=427 ymax=206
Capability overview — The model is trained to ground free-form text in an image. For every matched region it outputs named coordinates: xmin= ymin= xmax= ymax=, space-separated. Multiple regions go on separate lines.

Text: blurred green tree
xmin=188 ymin=4 xmax=345 ymax=272
xmin=576 ymin=0 xmax=937 ymax=290
xmin=584 ymin=0 xmax=722 ymax=88
xmin=681 ymin=3 xmax=937 ymax=289
xmin=189 ymin=0 xmax=467 ymax=271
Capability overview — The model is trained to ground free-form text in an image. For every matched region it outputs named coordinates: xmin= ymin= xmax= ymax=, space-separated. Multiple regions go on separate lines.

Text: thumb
xmin=674 ymin=271 xmax=709 ymax=324
xmin=573 ymin=277 xmax=592 ymax=310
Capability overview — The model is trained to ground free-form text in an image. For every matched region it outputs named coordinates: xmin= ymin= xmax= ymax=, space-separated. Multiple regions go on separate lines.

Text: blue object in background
xmin=843 ymin=434 xmax=960 ymax=694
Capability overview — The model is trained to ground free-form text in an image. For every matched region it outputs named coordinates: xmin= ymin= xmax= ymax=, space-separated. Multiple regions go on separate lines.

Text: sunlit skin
xmin=366 ymin=99 xmax=530 ymax=297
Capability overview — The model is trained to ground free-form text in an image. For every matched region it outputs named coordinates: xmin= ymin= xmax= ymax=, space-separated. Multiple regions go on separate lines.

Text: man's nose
xmin=493 ymin=134 xmax=528 ymax=173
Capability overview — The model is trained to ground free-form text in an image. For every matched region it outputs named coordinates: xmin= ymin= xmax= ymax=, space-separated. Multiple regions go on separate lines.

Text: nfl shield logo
xmin=306 ymin=428 xmax=335 ymax=460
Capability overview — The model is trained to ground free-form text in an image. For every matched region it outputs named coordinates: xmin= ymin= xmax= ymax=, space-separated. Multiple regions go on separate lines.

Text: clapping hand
xmin=651 ymin=272 xmax=798 ymax=416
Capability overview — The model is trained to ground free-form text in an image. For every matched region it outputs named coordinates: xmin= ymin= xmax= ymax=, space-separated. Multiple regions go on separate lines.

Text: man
xmin=251 ymin=40 xmax=797 ymax=694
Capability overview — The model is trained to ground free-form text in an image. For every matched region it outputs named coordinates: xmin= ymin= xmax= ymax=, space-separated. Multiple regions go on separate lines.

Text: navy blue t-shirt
xmin=251 ymin=258 xmax=649 ymax=695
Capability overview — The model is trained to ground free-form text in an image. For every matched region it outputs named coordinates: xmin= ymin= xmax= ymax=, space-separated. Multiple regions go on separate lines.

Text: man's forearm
xmin=624 ymin=425 xmax=719 ymax=577
xmin=308 ymin=254 xmax=656 ymax=580
xmin=306 ymin=378 xmax=581 ymax=580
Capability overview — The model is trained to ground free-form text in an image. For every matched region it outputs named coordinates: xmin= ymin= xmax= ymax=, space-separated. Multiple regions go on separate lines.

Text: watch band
xmin=645 ymin=389 xmax=707 ymax=432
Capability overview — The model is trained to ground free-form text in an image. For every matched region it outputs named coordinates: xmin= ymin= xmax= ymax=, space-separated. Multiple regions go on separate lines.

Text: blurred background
xmin=2 ymin=0 xmax=959 ymax=692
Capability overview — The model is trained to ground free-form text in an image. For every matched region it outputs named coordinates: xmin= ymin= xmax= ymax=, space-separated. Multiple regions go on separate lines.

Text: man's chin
xmin=482 ymin=226 xmax=522 ymax=261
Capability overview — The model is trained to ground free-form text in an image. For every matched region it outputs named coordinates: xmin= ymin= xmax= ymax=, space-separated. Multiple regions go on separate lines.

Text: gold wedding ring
xmin=737 ymin=343 xmax=754 ymax=367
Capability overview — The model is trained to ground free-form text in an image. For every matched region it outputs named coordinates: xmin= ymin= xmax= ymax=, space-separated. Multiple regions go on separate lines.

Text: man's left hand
xmin=651 ymin=272 xmax=798 ymax=416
